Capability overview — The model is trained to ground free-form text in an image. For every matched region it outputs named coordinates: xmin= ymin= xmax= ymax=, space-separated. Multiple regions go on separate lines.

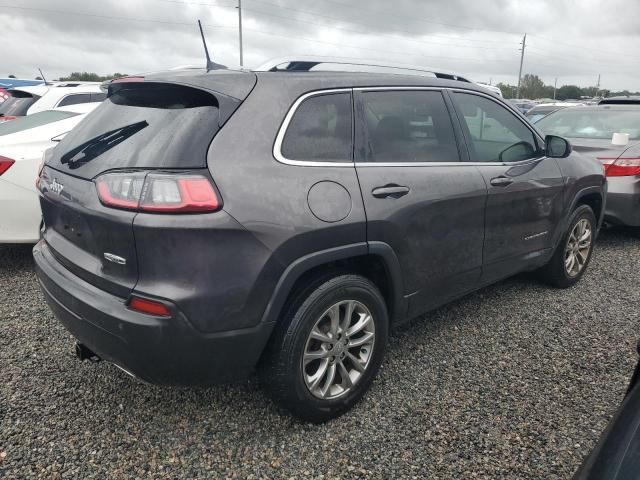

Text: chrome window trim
xmin=273 ymin=86 xmax=546 ymax=167
xmin=273 ymin=88 xmax=354 ymax=167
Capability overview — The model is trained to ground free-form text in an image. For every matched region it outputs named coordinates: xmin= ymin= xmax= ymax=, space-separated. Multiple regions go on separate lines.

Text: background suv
xmin=34 ymin=60 xmax=605 ymax=421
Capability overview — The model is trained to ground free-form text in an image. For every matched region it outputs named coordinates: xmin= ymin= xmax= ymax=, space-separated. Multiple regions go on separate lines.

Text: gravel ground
xmin=1 ymin=230 xmax=639 ymax=479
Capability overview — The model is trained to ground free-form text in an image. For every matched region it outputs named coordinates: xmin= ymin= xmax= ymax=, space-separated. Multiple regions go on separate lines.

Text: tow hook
xmin=75 ymin=343 xmax=101 ymax=362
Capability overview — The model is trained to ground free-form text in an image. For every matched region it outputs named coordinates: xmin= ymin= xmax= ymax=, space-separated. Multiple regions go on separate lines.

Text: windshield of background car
xmin=0 ymin=91 xmax=40 ymax=117
xmin=0 ymin=110 xmax=79 ymax=136
xmin=536 ymin=108 xmax=640 ymax=140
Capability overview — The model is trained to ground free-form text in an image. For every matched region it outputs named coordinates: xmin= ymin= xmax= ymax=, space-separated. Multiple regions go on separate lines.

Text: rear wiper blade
xmin=60 ymin=121 xmax=148 ymax=169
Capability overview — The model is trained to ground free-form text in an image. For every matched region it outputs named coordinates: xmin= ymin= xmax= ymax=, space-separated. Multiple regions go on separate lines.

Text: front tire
xmin=261 ymin=274 xmax=388 ymax=422
xmin=538 ymin=204 xmax=596 ymax=288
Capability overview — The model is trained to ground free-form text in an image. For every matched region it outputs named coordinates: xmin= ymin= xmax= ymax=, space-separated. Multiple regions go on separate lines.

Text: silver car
xmin=537 ymin=105 xmax=640 ymax=230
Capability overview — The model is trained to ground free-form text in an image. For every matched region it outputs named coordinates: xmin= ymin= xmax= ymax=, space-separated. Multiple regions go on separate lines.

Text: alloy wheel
xmin=302 ymin=300 xmax=376 ymax=400
xmin=565 ymin=218 xmax=592 ymax=277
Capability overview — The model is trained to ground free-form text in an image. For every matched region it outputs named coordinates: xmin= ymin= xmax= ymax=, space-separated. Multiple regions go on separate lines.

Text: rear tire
xmin=538 ymin=204 xmax=596 ymax=288
xmin=261 ymin=274 xmax=388 ymax=423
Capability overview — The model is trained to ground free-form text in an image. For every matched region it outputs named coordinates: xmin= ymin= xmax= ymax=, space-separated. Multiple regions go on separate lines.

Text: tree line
xmin=4 ymin=72 xmax=127 ymax=81
xmin=496 ymin=74 xmax=639 ymax=100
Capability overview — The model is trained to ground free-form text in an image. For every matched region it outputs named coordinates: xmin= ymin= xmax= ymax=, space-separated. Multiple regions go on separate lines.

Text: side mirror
xmin=545 ymin=135 xmax=572 ymax=158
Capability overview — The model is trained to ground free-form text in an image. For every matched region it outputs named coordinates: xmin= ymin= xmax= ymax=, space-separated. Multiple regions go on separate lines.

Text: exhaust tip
xmin=75 ymin=343 xmax=101 ymax=362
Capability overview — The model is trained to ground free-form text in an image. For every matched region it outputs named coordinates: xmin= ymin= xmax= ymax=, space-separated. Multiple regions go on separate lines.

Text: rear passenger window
xmin=90 ymin=93 xmax=107 ymax=103
xmin=57 ymin=94 xmax=93 ymax=107
xmin=358 ymin=90 xmax=460 ymax=163
xmin=281 ymin=93 xmax=352 ymax=162
xmin=452 ymin=92 xmax=538 ymax=163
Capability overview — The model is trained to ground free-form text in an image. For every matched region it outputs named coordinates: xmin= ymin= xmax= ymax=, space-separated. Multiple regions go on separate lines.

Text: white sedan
xmin=0 ymin=103 xmax=99 ymax=243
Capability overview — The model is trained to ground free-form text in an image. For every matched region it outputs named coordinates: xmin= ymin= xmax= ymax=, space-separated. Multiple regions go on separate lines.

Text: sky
xmin=2 ymin=0 xmax=640 ymax=91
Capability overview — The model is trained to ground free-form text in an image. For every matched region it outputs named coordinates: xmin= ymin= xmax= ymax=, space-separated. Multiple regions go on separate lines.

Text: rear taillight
xmin=111 ymin=76 xmax=145 ymax=84
xmin=0 ymin=116 xmax=17 ymax=122
xmin=597 ymin=156 xmax=640 ymax=177
xmin=95 ymin=172 xmax=221 ymax=213
xmin=127 ymin=296 xmax=171 ymax=317
xmin=0 ymin=156 xmax=15 ymax=176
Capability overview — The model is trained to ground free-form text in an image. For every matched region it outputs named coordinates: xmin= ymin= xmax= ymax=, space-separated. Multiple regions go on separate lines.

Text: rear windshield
xmin=0 ymin=110 xmax=79 ymax=136
xmin=537 ymin=108 xmax=640 ymax=140
xmin=0 ymin=91 xmax=40 ymax=117
xmin=47 ymin=83 xmax=221 ymax=178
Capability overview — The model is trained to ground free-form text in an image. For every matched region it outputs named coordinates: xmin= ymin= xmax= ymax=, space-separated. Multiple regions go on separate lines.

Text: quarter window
xmin=281 ymin=92 xmax=353 ymax=162
xmin=358 ymin=90 xmax=460 ymax=163
xmin=452 ymin=92 xmax=538 ymax=163
xmin=57 ymin=93 xmax=94 ymax=107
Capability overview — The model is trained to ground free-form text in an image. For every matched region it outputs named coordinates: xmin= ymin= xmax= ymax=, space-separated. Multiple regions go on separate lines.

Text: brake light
xmin=127 ymin=296 xmax=171 ymax=317
xmin=597 ymin=156 xmax=640 ymax=176
xmin=111 ymin=76 xmax=145 ymax=84
xmin=95 ymin=172 xmax=221 ymax=213
xmin=0 ymin=116 xmax=17 ymax=122
xmin=0 ymin=156 xmax=15 ymax=176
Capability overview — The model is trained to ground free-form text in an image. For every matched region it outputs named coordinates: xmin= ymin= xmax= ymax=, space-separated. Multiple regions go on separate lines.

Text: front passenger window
xmin=452 ymin=92 xmax=538 ymax=163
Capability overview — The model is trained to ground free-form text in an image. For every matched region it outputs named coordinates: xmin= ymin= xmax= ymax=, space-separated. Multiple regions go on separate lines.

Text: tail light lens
xmin=0 ymin=155 xmax=15 ymax=176
xmin=0 ymin=115 xmax=17 ymax=122
xmin=95 ymin=172 xmax=221 ymax=213
xmin=597 ymin=156 xmax=640 ymax=177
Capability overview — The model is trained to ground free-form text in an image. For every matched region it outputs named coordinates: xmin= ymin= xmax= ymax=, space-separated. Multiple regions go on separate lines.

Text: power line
xmin=0 ymin=3 xmax=513 ymax=67
xmin=263 ymin=0 xmax=523 ymax=36
xmin=239 ymin=5 xmax=516 ymax=52
xmin=0 ymin=4 xmax=235 ymax=28
xmin=155 ymin=0 xmax=237 ymax=6
xmin=240 ymin=26 xmax=515 ymax=64
xmin=530 ymin=34 xmax=640 ymax=60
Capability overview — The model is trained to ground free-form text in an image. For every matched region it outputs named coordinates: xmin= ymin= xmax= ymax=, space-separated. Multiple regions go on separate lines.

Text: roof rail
xmin=254 ymin=56 xmax=471 ymax=82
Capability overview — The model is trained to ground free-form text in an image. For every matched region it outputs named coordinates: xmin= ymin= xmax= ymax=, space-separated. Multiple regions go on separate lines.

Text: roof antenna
xmin=37 ymin=67 xmax=48 ymax=84
xmin=198 ymin=20 xmax=227 ymax=71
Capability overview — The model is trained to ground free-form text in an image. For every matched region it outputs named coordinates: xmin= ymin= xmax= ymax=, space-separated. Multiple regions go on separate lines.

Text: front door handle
xmin=490 ymin=176 xmax=514 ymax=187
xmin=371 ymin=184 xmax=410 ymax=198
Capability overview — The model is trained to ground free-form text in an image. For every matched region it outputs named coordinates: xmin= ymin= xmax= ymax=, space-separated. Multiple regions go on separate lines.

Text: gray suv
xmin=33 ymin=59 xmax=606 ymax=422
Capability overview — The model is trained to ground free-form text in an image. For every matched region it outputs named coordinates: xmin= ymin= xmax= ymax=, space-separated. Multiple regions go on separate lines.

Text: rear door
xmin=39 ymin=78 xmax=253 ymax=297
xmin=449 ymin=90 xmax=565 ymax=283
xmin=354 ymin=88 xmax=487 ymax=318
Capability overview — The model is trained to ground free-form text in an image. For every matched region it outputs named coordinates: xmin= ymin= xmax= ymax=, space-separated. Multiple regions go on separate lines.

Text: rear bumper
xmin=33 ymin=240 xmax=274 ymax=385
xmin=604 ymin=176 xmax=640 ymax=227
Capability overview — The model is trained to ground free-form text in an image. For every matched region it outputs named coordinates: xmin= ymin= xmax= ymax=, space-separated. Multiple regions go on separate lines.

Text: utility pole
xmin=553 ymin=77 xmax=557 ymax=100
xmin=237 ymin=0 xmax=244 ymax=68
xmin=596 ymin=73 xmax=600 ymax=97
xmin=516 ymin=33 xmax=526 ymax=99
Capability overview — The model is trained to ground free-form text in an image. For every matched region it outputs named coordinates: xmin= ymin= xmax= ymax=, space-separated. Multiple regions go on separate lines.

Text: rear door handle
xmin=490 ymin=176 xmax=514 ymax=187
xmin=371 ymin=184 xmax=410 ymax=198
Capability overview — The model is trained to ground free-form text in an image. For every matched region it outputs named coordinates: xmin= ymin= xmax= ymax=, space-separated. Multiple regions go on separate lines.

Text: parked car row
xmin=0 ymin=81 xmax=104 ymax=122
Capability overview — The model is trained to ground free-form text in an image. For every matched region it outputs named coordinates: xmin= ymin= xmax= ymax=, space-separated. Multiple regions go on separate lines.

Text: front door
xmin=449 ymin=91 xmax=565 ymax=283
xmin=354 ymin=88 xmax=487 ymax=318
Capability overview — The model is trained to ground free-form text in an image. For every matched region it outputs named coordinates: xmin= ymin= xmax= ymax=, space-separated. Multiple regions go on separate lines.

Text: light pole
xmin=237 ymin=0 xmax=244 ymax=68
xmin=516 ymin=33 xmax=526 ymax=99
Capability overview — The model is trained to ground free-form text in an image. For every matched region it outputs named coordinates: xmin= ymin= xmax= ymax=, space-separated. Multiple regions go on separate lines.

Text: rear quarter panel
xmin=204 ymin=76 xmax=367 ymax=328
xmin=554 ymin=150 xmax=606 ymax=242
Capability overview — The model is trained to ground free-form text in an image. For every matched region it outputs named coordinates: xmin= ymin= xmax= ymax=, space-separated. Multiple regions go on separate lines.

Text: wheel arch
xmin=260 ymin=242 xmax=406 ymax=328
xmin=556 ymin=186 xmax=604 ymax=244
